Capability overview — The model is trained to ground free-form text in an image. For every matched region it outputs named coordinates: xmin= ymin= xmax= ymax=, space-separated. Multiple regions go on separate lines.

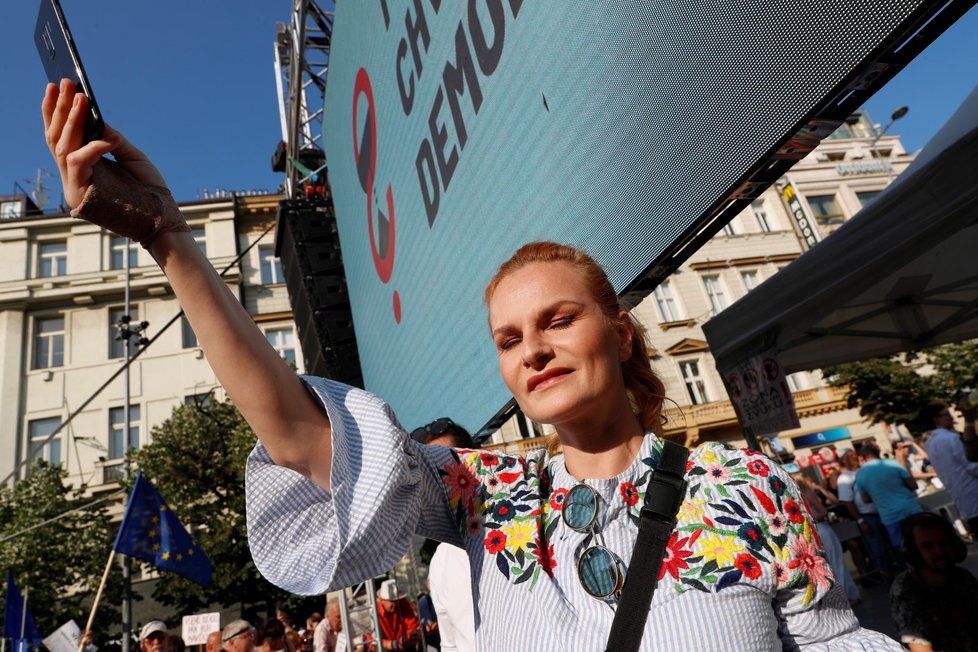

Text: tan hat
xmin=139 ymin=621 xmax=168 ymax=642
xmin=376 ymin=579 xmax=404 ymax=602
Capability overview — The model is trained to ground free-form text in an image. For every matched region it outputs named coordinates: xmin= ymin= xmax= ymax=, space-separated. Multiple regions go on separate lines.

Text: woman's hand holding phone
xmin=42 ymin=79 xmax=189 ymax=247
xmin=42 ymin=79 xmax=119 ymax=207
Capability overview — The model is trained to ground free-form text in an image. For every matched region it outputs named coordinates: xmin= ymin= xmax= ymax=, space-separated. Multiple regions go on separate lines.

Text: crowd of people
xmin=126 ymin=576 xmax=457 ymax=652
xmin=776 ymin=398 xmax=978 ymax=650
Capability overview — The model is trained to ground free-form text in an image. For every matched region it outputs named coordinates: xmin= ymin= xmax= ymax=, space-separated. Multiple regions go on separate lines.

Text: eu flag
xmin=3 ymin=570 xmax=43 ymax=649
xmin=113 ymin=473 xmax=212 ymax=586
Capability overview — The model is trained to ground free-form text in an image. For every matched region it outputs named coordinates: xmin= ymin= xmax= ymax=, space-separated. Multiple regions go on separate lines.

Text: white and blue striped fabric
xmin=247 ymin=377 xmax=900 ymax=651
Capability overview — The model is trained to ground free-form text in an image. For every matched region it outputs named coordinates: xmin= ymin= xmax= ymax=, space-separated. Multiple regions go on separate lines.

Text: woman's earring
xmin=627 ymin=389 xmax=640 ymax=416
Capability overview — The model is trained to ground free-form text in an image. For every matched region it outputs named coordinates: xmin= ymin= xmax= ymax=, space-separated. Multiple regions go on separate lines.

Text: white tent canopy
xmin=704 ymin=86 xmax=978 ymax=377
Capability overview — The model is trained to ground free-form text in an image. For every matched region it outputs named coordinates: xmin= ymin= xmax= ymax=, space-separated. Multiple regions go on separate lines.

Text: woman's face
xmin=488 ymin=261 xmax=632 ymax=428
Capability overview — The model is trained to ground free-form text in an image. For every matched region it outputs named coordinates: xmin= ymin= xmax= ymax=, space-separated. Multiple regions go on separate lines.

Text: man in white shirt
xmin=428 ymin=543 xmax=476 ymax=652
xmin=924 ymin=401 xmax=978 ymax=535
xmin=836 ymin=447 xmax=896 ymax=574
xmin=314 ymin=600 xmax=341 ymax=652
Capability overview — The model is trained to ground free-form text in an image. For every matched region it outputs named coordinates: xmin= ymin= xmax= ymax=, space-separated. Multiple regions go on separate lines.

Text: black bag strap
xmin=604 ymin=440 xmax=689 ymax=652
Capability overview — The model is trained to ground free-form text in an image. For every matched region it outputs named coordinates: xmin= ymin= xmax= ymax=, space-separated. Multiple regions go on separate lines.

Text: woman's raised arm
xmin=42 ymin=80 xmax=333 ymax=488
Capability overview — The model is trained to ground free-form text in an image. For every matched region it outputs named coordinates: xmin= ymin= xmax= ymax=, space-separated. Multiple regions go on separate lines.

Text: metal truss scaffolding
xmin=273 ymin=0 xmax=334 ymax=199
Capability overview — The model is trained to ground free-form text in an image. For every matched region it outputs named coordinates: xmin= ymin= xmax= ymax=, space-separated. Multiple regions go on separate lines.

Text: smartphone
xmin=35 ymin=0 xmax=104 ymax=142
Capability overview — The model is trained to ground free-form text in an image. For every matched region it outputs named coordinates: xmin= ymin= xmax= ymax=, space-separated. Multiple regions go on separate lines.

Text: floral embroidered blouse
xmin=246 ymin=377 xmax=900 ymax=651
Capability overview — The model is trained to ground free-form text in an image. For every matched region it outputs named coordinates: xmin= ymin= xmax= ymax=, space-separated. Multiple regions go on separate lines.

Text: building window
xmin=109 ymin=405 xmax=141 ymax=459
xmin=32 ymin=316 xmax=65 ymax=369
xmin=702 ymin=275 xmax=729 ymax=314
xmin=28 ymin=417 xmax=62 ymax=466
xmin=110 ymin=237 xmax=138 ymax=270
xmin=265 ymin=328 xmax=296 ymax=366
xmin=181 ymin=315 xmax=198 ymax=349
xmin=752 ymin=201 xmax=772 ymax=232
xmin=184 ymin=392 xmax=212 ymax=408
xmin=721 ymin=219 xmax=738 ymax=236
xmin=653 ymin=282 xmax=683 ymax=322
xmin=740 ymin=270 xmax=761 ymax=292
xmin=37 ymin=241 xmax=67 ymax=277
xmin=680 ymin=360 xmax=711 ymax=405
xmin=191 ymin=228 xmax=207 ymax=257
xmin=807 ymin=194 xmax=845 ymax=225
xmin=109 ymin=306 xmax=139 ymax=359
xmin=856 ymin=190 xmax=882 ymax=208
xmin=1 ymin=199 xmax=23 ymax=219
xmin=259 ymin=246 xmax=285 ymax=285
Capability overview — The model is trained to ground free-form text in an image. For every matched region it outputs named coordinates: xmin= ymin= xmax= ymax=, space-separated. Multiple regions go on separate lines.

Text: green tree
xmin=823 ymin=355 xmax=943 ymax=433
xmin=927 ymin=340 xmax=978 ymax=405
xmin=823 ymin=340 xmax=978 ymax=435
xmin=126 ymin=396 xmax=319 ymax=624
xmin=0 ymin=462 xmax=123 ymax=643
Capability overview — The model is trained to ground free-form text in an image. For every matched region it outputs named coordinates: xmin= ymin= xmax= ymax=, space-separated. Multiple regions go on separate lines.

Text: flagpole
xmin=19 ymin=588 xmax=27 ymax=652
xmin=78 ymin=549 xmax=118 ymax=652
xmin=122 ymin=239 xmax=132 ymax=652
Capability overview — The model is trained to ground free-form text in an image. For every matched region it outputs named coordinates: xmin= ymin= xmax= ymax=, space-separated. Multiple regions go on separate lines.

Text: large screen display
xmin=321 ymin=0 xmax=940 ymax=433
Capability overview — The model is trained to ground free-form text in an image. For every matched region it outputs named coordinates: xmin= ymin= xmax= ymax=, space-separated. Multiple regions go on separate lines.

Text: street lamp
xmin=870 ymin=105 xmax=908 ymax=180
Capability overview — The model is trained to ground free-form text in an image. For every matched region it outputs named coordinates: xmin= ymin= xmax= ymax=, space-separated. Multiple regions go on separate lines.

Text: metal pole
xmin=337 ymin=592 xmax=352 ymax=652
xmin=121 ymin=240 xmax=132 ymax=652
xmin=365 ymin=582 xmax=382 ymax=650
xmin=868 ymin=106 xmax=908 ymax=182
xmin=19 ymin=587 xmax=27 ymax=652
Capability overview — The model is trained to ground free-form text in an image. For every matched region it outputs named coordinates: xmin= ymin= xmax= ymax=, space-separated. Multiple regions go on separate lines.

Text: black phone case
xmin=35 ymin=0 xmax=104 ymax=142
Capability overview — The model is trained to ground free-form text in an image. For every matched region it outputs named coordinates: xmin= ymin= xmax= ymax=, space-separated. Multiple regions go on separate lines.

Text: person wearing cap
xmin=139 ymin=622 xmax=169 ymax=652
xmin=222 ymin=620 xmax=256 ymax=652
xmin=375 ymin=580 xmax=420 ymax=651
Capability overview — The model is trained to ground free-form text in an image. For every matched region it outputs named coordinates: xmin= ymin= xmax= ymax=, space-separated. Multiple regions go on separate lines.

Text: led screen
xmin=322 ymin=0 xmax=930 ymax=432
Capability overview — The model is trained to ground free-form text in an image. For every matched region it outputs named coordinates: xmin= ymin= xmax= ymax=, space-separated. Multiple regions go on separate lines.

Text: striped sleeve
xmin=245 ymin=376 xmax=462 ymax=595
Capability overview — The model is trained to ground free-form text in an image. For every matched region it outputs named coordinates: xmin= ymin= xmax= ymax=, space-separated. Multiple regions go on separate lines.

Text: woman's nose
xmin=521 ymin=332 xmax=553 ymax=368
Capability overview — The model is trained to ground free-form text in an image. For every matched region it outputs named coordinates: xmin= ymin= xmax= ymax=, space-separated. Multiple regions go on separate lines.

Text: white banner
xmin=43 ymin=620 xmax=96 ymax=652
xmin=722 ymin=351 xmax=800 ymax=437
xmin=181 ymin=613 xmax=220 ymax=646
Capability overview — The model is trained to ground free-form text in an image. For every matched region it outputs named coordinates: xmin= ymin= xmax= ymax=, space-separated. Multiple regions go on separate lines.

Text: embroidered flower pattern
xmin=549 ymin=487 xmax=568 ymax=511
xmin=672 ymin=446 xmax=831 ymax=604
xmin=439 ymin=448 xmax=554 ymax=590
xmin=438 ymin=442 xmax=831 ymax=605
xmin=620 ymin=481 xmax=640 ymax=506
xmin=659 ymin=531 xmax=695 ymax=580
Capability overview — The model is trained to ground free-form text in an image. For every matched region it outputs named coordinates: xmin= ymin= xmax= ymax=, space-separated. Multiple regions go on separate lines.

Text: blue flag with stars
xmin=113 ymin=473 xmax=212 ymax=586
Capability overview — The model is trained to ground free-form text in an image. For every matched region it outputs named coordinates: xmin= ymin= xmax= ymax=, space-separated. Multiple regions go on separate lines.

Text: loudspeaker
xmin=276 ymin=197 xmax=363 ymax=387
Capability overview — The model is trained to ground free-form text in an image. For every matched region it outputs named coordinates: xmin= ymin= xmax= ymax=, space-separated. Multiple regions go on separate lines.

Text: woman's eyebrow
xmin=491 ymin=300 xmax=586 ymax=337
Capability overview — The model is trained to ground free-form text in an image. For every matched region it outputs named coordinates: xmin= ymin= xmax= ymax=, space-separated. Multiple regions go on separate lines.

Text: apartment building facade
xmin=0 ymin=194 xmax=298 ymax=490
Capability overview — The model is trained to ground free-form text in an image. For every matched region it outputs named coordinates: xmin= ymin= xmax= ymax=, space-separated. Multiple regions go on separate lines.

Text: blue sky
xmin=1 ymin=2 xmax=977 ymax=207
